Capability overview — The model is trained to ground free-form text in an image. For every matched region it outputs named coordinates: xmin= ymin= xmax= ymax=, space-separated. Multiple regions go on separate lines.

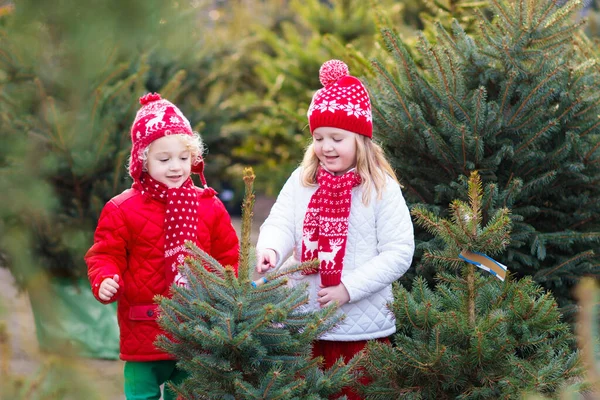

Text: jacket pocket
xmin=129 ymin=304 xmax=160 ymax=321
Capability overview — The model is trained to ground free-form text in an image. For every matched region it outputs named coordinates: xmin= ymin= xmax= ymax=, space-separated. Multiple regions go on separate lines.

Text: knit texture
xmin=140 ymin=174 xmax=199 ymax=289
xmin=129 ymin=93 xmax=204 ymax=183
xmin=307 ymin=59 xmax=372 ymax=138
xmin=301 ymin=167 xmax=360 ymax=286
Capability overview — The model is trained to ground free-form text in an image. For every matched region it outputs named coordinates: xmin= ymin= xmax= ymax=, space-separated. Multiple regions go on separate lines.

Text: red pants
xmin=312 ymin=338 xmax=390 ymax=400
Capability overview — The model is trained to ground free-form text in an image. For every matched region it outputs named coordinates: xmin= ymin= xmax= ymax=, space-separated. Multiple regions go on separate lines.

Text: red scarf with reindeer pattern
xmin=301 ymin=166 xmax=361 ymax=286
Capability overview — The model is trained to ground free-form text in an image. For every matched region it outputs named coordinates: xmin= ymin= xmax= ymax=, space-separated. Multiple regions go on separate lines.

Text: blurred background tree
xmin=1 ymin=0 xmax=197 ymax=285
xmin=226 ymin=0 xmax=411 ymax=195
xmin=0 ymin=0 xmax=260 ymax=357
xmin=368 ymin=0 xmax=600 ymax=317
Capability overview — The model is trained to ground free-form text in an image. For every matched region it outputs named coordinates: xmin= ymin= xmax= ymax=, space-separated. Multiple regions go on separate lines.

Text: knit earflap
xmin=192 ymin=157 xmax=217 ymax=198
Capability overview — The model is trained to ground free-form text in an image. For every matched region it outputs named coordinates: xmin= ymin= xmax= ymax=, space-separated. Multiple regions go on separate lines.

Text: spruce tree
xmin=155 ymin=168 xmax=358 ymax=399
xmin=369 ymin=0 xmax=600 ymax=314
xmin=361 ymin=171 xmax=582 ymax=399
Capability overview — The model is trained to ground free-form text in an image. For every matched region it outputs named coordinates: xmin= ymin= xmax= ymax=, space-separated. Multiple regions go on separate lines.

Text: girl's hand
xmin=256 ymin=249 xmax=277 ymax=274
xmin=99 ymin=274 xmax=120 ymax=301
xmin=317 ymin=283 xmax=350 ymax=308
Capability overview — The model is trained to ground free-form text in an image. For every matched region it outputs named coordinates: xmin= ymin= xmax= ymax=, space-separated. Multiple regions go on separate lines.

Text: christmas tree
xmin=369 ymin=0 xmax=600 ymax=314
xmin=361 ymin=171 xmax=582 ymax=399
xmin=155 ymin=168 xmax=358 ymax=399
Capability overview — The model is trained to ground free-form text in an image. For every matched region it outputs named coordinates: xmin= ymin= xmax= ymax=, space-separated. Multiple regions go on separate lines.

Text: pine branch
xmin=370 ymin=58 xmax=413 ymax=124
xmin=380 ymin=29 xmax=420 ymax=101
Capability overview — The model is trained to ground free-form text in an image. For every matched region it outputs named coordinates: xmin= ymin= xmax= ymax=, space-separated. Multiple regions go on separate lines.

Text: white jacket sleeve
xmin=341 ymin=180 xmax=415 ymax=303
xmin=256 ymin=168 xmax=300 ymax=266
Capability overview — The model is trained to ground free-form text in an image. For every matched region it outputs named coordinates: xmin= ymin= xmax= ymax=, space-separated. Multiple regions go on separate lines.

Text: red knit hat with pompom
xmin=307 ymin=59 xmax=372 ymax=138
xmin=129 ymin=93 xmax=208 ymax=186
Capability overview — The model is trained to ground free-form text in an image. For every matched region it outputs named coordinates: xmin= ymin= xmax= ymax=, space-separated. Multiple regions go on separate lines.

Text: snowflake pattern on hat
xmin=307 ymin=60 xmax=373 ymax=138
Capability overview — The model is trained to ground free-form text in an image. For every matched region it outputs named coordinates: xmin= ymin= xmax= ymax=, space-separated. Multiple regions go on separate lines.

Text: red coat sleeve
xmin=85 ymin=200 xmax=128 ymax=304
xmin=209 ymin=197 xmax=240 ymax=276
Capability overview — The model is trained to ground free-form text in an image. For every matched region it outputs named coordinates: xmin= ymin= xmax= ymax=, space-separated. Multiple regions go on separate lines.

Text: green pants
xmin=124 ymin=360 xmax=187 ymax=400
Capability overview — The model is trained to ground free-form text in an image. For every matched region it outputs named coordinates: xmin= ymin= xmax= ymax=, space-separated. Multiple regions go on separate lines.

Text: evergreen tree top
xmin=369 ymin=0 xmax=600 ymax=314
xmin=361 ymin=171 xmax=582 ymax=399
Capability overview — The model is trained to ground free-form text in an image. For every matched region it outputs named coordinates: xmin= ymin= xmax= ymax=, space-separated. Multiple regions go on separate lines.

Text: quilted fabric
xmin=257 ymin=167 xmax=414 ymax=341
xmin=85 ymin=185 xmax=239 ymax=361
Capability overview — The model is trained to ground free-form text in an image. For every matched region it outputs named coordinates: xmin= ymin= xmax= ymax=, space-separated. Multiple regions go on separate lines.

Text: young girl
xmin=85 ymin=93 xmax=239 ymax=400
xmin=256 ymin=60 xmax=414 ymax=399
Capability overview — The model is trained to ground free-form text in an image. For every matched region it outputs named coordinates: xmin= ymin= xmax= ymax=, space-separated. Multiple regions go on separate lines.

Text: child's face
xmin=312 ymin=127 xmax=357 ymax=176
xmin=146 ymin=135 xmax=192 ymax=188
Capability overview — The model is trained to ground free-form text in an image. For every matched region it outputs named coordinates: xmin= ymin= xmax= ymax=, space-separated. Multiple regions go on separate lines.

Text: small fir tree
xmin=155 ymin=168 xmax=358 ymax=399
xmin=369 ymin=0 xmax=600 ymax=314
xmin=361 ymin=171 xmax=582 ymax=399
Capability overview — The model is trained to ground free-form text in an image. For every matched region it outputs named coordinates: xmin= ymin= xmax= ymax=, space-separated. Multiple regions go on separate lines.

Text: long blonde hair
xmin=300 ymin=135 xmax=398 ymax=205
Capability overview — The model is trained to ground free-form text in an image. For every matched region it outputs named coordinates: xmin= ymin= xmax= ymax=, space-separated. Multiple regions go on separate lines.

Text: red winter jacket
xmin=85 ymin=184 xmax=239 ymax=362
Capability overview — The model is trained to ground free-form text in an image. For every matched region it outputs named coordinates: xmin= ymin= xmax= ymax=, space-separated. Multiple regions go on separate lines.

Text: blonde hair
xmin=300 ymin=135 xmax=399 ymax=205
xmin=131 ymin=132 xmax=205 ymax=173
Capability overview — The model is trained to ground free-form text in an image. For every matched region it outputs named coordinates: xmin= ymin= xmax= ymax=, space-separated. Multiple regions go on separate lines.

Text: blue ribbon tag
xmin=251 ymin=277 xmax=268 ymax=288
xmin=459 ymin=250 xmax=507 ymax=281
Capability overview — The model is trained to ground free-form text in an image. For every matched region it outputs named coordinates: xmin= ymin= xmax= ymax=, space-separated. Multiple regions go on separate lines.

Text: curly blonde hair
xmin=300 ymin=135 xmax=398 ymax=206
xmin=129 ymin=132 xmax=205 ymax=173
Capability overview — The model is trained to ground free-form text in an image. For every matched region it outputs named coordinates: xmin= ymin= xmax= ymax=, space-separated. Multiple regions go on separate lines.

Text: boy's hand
xmin=256 ymin=249 xmax=277 ymax=274
xmin=317 ymin=283 xmax=350 ymax=308
xmin=99 ymin=274 xmax=120 ymax=301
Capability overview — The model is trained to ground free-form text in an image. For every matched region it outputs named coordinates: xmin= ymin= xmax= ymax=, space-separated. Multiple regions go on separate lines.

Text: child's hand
xmin=99 ymin=274 xmax=120 ymax=301
xmin=256 ymin=249 xmax=277 ymax=274
xmin=317 ymin=283 xmax=350 ymax=308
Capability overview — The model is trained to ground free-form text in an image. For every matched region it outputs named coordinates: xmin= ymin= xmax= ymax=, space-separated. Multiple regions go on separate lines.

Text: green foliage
xmin=370 ymin=0 xmax=600 ymax=314
xmin=0 ymin=1 xmax=249 ymax=286
xmin=1 ymin=297 xmax=104 ymax=399
xmin=401 ymin=0 xmax=490 ymax=36
xmin=145 ymin=4 xmax=272 ymax=213
xmin=1 ymin=2 xmax=147 ymax=286
xmin=361 ymin=172 xmax=582 ymax=399
xmin=1 ymin=356 xmax=103 ymax=400
xmin=582 ymin=0 xmax=600 ymax=38
xmin=229 ymin=0 xmax=405 ymax=195
xmin=156 ymin=168 xmax=358 ymax=399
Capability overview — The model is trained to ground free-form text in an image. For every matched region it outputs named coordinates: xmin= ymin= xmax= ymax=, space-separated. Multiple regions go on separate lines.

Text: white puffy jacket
xmin=256 ymin=167 xmax=414 ymax=341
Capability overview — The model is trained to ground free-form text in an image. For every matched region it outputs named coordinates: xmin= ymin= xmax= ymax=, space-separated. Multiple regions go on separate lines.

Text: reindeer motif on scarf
xmin=319 ymin=238 xmax=344 ymax=269
xmin=302 ymin=228 xmax=318 ymax=259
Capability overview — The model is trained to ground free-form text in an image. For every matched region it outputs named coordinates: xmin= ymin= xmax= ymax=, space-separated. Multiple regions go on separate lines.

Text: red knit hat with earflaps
xmin=129 ymin=93 xmax=212 ymax=191
xmin=307 ymin=59 xmax=373 ymax=138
